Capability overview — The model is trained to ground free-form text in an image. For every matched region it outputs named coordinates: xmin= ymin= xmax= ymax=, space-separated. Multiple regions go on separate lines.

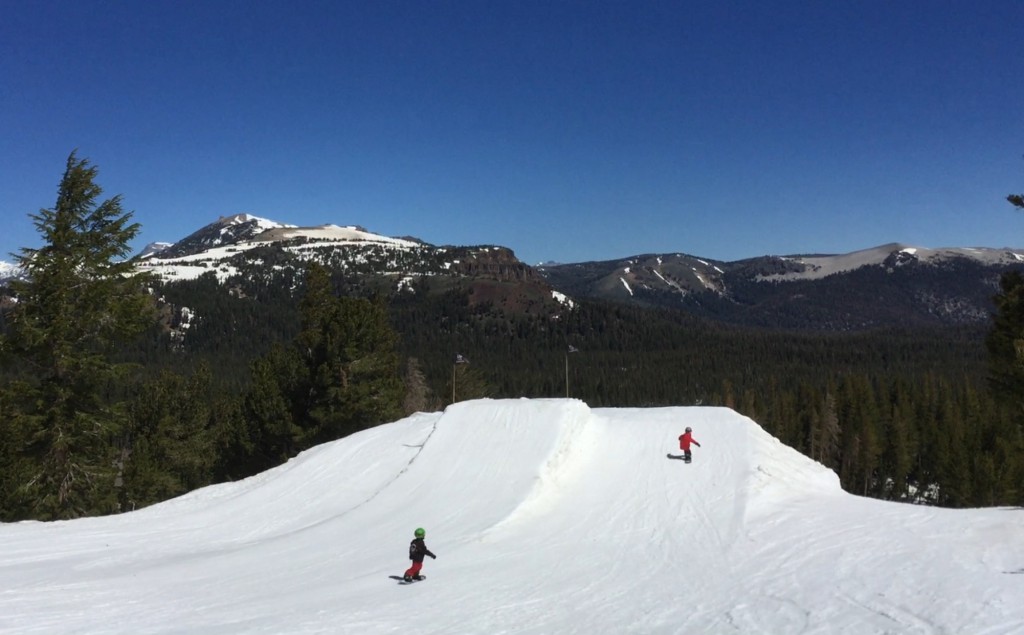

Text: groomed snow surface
xmin=2 ymin=400 xmax=1022 ymax=634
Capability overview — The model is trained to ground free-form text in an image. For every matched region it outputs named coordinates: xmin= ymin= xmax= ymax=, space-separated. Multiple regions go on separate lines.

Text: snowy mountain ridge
xmin=1 ymin=210 xmax=1020 ymax=285
xmin=0 ymin=210 xmax=1019 ymax=286
xmin=538 ymin=242 xmax=1024 ymax=328
xmin=538 ymin=243 xmax=1024 ymax=296
xmin=135 ymin=215 xmax=434 ymax=282
xmin=0 ymin=260 xmax=23 ymax=283
xmin=1 ymin=398 xmax=1021 ymax=634
xmin=3 ymin=214 xmax=1022 ymax=329
xmin=764 ymin=242 xmax=1024 ymax=281
xmin=141 ymin=213 xmax=298 ymax=260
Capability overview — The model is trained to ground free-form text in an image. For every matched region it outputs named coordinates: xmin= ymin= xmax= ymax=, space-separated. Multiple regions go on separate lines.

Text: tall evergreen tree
xmin=0 ymin=389 xmax=33 ymax=520
xmin=235 ymin=263 xmax=403 ymax=469
xmin=244 ymin=343 xmax=303 ymax=464
xmin=295 ymin=264 xmax=403 ymax=445
xmin=0 ymin=152 xmax=152 ymax=520
xmin=881 ymin=382 xmax=916 ymax=501
xmin=986 ymin=271 xmax=1024 ymax=415
xmin=447 ymin=362 xmax=495 ymax=404
xmin=119 ymin=365 xmax=218 ymax=510
xmin=813 ymin=390 xmax=841 ymax=468
xmin=402 ymin=357 xmax=438 ymax=415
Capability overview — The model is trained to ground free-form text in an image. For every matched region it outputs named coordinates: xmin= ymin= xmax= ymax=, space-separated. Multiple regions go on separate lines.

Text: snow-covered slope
xmin=539 ymin=243 xmax=1024 ymax=328
xmin=135 ymin=241 xmax=175 ymax=259
xmin=135 ymin=215 xmax=435 ymax=282
xmin=253 ymin=223 xmax=420 ymax=248
xmin=761 ymin=243 xmax=1024 ymax=281
xmin=2 ymin=399 xmax=1021 ymax=634
xmin=153 ymin=213 xmax=297 ymax=258
xmin=0 ymin=259 xmax=24 ymax=283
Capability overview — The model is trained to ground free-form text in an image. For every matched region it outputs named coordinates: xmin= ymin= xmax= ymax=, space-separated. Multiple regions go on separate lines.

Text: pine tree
xmin=881 ymin=382 xmax=917 ymax=501
xmin=1 ymin=152 xmax=153 ymax=519
xmin=987 ymin=271 xmax=1024 ymax=414
xmin=813 ymin=390 xmax=841 ymax=468
xmin=238 ymin=263 xmax=403 ymax=463
xmin=243 ymin=343 xmax=304 ymax=466
xmin=447 ymin=361 xmax=494 ymax=404
xmin=935 ymin=387 xmax=972 ymax=506
xmin=119 ymin=365 xmax=220 ymax=510
xmin=295 ymin=265 xmax=403 ymax=445
xmin=402 ymin=357 xmax=438 ymax=415
xmin=0 ymin=389 xmax=34 ymax=520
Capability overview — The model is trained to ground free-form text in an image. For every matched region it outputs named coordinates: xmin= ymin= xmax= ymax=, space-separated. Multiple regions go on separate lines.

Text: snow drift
xmin=1 ymin=399 xmax=1022 ymax=634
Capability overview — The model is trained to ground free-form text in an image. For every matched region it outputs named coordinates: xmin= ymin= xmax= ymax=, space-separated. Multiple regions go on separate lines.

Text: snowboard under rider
xmin=403 ymin=527 xmax=436 ymax=582
xmin=678 ymin=426 xmax=701 ymax=462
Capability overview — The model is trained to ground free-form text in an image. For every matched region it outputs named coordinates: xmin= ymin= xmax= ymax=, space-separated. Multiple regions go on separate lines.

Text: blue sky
xmin=2 ymin=1 xmax=1022 ymax=265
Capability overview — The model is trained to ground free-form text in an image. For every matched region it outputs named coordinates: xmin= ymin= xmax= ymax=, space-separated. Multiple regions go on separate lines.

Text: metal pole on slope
xmin=453 ymin=353 xmax=469 ymax=403
xmin=566 ymin=345 xmax=578 ymax=398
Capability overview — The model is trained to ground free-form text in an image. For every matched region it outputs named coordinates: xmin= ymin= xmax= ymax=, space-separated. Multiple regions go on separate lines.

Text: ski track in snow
xmin=1 ymin=399 xmax=1023 ymax=634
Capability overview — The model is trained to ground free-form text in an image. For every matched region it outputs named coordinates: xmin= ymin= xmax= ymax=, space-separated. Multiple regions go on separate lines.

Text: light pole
xmin=453 ymin=353 xmax=469 ymax=403
xmin=565 ymin=345 xmax=578 ymax=398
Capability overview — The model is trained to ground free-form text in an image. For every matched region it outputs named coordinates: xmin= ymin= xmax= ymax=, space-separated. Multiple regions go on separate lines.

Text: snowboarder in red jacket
xmin=678 ymin=427 xmax=701 ymax=463
xmin=403 ymin=527 xmax=436 ymax=582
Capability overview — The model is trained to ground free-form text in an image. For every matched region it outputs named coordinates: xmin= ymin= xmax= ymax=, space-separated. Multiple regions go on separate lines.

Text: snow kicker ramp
xmin=1 ymin=399 xmax=1022 ymax=635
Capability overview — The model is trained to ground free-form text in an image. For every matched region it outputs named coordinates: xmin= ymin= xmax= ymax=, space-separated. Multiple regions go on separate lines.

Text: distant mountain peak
xmin=216 ymin=213 xmax=294 ymax=229
xmin=245 ymin=223 xmax=422 ymax=248
xmin=131 ymin=214 xmax=544 ymax=298
xmin=538 ymin=242 xmax=1024 ymax=330
xmin=0 ymin=260 xmax=25 ymax=284
xmin=137 ymin=242 xmax=174 ymax=260
xmin=763 ymin=244 xmax=1024 ymax=281
xmin=151 ymin=214 xmax=296 ymax=259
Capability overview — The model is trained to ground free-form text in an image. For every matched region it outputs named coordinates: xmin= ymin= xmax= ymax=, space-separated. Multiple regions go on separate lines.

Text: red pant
xmin=404 ymin=561 xmax=423 ymax=578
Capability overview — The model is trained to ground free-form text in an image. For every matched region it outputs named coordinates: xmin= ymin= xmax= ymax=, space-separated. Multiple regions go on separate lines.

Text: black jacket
xmin=408 ymin=537 xmax=436 ymax=563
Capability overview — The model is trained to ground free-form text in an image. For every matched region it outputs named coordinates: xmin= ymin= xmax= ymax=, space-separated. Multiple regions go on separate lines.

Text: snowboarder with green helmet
xmin=403 ymin=527 xmax=436 ymax=582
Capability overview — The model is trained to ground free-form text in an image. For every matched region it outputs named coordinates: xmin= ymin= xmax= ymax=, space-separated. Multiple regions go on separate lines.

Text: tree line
xmin=1 ymin=153 xmax=1022 ymax=521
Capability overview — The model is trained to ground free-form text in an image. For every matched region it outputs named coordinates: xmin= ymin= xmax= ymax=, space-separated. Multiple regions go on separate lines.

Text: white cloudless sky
xmin=2 ymin=1 xmax=1023 ymax=265
xmin=2 ymin=399 xmax=1022 ymax=634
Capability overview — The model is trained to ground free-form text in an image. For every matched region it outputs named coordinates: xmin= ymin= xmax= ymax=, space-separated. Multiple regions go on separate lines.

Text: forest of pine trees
xmin=1 ymin=153 xmax=1023 ymax=521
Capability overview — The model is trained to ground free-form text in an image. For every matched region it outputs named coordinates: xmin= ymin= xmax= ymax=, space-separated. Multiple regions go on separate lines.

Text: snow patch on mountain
xmin=136 ymin=216 xmax=428 ymax=282
xmin=254 ymin=224 xmax=420 ymax=248
xmin=551 ymin=290 xmax=575 ymax=308
xmin=0 ymin=260 xmax=23 ymax=279
xmin=759 ymin=243 xmax=1024 ymax=281
xmin=137 ymin=243 xmax=246 ymax=282
xmin=136 ymin=242 xmax=175 ymax=259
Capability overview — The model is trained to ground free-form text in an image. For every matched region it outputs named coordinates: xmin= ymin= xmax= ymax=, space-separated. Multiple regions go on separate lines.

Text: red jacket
xmin=679 ymin=431 xmax=700 ymax=451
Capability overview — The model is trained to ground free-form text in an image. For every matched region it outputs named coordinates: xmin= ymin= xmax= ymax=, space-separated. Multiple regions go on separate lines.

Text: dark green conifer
xmin=1 ymin=152 xmax=153 ymax=519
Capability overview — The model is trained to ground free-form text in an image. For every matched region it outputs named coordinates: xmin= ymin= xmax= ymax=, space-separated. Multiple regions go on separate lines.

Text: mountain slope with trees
xmin=538 ymin=247 xmax=1024 ymax=330
xmin=2 ymin=153 xmax=1022 ymax=521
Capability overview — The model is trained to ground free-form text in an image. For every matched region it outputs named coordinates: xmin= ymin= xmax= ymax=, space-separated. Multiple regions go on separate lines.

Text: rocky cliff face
xmin=448 ymin=247 xmax=538 ymax=283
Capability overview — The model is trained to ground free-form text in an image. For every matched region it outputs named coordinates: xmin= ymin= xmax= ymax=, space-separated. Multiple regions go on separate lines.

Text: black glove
xmin=430 ymin=554 xmax=436 ymax=559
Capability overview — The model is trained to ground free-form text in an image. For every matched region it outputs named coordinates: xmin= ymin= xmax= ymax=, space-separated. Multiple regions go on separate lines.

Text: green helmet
xmin=414 ymin=527 xmax=425 ymax=538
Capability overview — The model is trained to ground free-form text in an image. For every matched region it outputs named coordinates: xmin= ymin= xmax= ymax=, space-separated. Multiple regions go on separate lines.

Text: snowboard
xmin=667 ymin=453 xmax=691 ymax=463
xmin=389 ymin=575 xmax=427 ymax=584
